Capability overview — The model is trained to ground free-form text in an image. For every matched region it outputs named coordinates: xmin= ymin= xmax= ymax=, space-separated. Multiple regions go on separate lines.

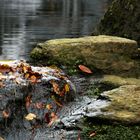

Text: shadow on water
xmin=0 ymin=0 xmax=109 ymax=60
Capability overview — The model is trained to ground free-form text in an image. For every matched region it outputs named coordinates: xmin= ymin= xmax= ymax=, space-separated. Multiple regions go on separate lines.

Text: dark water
xmin=0 ymin=0 xmax=108 ymax=60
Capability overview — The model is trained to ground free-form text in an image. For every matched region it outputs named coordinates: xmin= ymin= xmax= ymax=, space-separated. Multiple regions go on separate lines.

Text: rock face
xmin=94 ymin=0 xmax=140 ymax=45
xmin=98 ymin=85 xmax=140 ymax=124
xmin=31 ymin=35 xmax=140 ymax=77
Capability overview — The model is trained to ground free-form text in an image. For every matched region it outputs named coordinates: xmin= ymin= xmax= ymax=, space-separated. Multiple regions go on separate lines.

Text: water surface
xmin=0 ymin=0 xmax=109 ymax=60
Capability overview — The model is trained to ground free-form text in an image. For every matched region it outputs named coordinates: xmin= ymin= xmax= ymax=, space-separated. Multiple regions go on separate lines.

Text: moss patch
xmin=82 ymin=118 xmax=140 ymax=140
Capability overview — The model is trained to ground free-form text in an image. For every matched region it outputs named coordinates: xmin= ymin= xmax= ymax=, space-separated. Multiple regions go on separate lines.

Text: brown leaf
xmin=46 ymin=104 xmax=53 ymax=110
xmin=2 ymin=110 xmax=9 ymax=119
xmin=48 ymin=112 xmax=58 ymax=127
xmin=89 ymin=131 xmax=96 ymax=137
xmin=0 ymin=64 xmax=12 ymax=74
xmin=78 ymin=65 xmax=92 ymax=74
xmin=25 ymin=95 xmax=32 ymax=109
xmin=30 ymin=75 xmax=37 ymax=83
xmin=51 ymin=81 xmax=60 ymax=94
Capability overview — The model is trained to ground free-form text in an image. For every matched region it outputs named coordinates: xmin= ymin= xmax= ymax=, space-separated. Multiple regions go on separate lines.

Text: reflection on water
xmin=0 ymin=0 xmax=108 ymax=60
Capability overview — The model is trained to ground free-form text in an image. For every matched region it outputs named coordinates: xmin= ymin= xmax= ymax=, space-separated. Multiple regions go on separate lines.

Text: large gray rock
xmin=31 ymin=35 xmax=140 ymax=77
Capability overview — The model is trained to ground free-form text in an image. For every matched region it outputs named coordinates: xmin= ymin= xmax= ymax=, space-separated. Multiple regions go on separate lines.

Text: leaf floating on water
xmin=78 ymin=65 xmax=92 ymax=74
xmin=25 ymin=113 xmax=36 ymax=121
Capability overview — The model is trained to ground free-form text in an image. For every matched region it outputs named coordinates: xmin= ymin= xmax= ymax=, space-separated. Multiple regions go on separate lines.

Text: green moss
xmin=82 ymin=118 xmax=140 ymax=140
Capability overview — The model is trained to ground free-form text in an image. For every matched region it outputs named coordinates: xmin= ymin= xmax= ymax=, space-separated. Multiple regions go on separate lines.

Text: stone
xmin=31 ymin=35 xmax=140 ymax=77
xmin=102 ymin=75 xmax=140 ymax=86
xmin=97 ymin=85 xmax=140 ymax=123
xmin=94 ymin=0 xmax=140 ymax=46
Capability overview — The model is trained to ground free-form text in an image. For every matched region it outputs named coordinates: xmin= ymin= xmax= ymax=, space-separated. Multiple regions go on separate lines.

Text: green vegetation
xmin=82 ymin=118 xmax=140 ymax=140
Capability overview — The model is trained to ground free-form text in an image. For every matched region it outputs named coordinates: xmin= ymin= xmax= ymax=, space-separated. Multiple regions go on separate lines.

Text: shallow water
xmin=0 ymin=0 xmax=109 ymax=60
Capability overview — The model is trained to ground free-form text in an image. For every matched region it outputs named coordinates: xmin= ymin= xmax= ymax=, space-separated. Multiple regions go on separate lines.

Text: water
xmin=0 ymin=0 xmax=109 ymax=60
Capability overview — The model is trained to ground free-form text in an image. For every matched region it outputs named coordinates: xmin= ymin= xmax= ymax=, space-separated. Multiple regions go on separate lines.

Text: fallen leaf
xmin=30 ymin=75 xmax=37 ymax=83
xmin=89 ymin=131 xmax=96 ymax=137
xmin=48 ymin=112 xmax=58 ymax=127
xmin=25 ymin=95 xmax=32 ymax=109
xmin=25 ymin=113 xmax=36 ymax=121
xmin=0 ymin=64 xmax=12 ymax=74
xmin=44 ymin=112 xmax=50 ymax=123
xmin=78 ymin=65 xmax=92 ymax=74
xmin=51 ymin=81 xmax=60 ymax=94
xmin=65 ymin=84 xmax=70 ymax=92
xmin=46 ymin=104 xmax=53 ymax=110
xmin=2 ymin=110 xmax=9 ymax=119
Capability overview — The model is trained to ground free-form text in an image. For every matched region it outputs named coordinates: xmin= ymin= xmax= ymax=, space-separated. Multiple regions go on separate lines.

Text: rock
xmin=0 ymin=60 xmax=74 ymax=127
xmin=94 ymin=0 xmax=140 ymax=46
xmin=102 ymin=75 xmax=140 ymax=86
xmin=0 ymin=137 xmax=5 ymax=140
xmin=94 ymin=85 xmax=140 ymax=124
xmin=31 ymin=35 xmax=140 ymax=77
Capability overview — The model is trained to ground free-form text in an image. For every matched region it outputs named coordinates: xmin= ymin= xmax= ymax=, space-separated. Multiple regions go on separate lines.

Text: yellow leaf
xmin=65 ymin=84 xmax=70 ymax=92
xmin=46 ymin=104 xmax=52 ymax=110
xmin=25 ymin=113 xmax=36 ymax=121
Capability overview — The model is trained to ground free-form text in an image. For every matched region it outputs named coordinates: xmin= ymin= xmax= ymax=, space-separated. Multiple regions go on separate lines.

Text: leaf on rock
xmin=2 ymin=110 xmax=9 ymax=119
xmin=0 ymin=64 xmax=12 ymax=74
xmin=46 ymin=104 xmax=53 ymax=110
xmin=30 ymin=75 xmax=37 ymax=83
xmin=44 ymin=112 xmax=50 ymax=124
xmin=25 ymin=113 xmax=36 ymax=121
xmin=48 ymin=112 xmax=58 ymax=127
xmin=78 ymin=65 xmax=92 ymax=74
xmin=65 ymin=84 xmax=70 ymax=92
xmin=25 ymin=95 xmax=32 ymax=109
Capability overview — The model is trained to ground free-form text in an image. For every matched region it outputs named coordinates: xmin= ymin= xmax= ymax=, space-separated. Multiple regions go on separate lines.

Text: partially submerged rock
xmin=0 ymin=60 xmax=74 ymax=126
xmin=31 ymin=35 xmax=140 ymax=77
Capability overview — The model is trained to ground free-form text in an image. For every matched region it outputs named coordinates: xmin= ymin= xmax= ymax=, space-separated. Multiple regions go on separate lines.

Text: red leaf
xmin=78 ymin=65 xmax=92 ymax=74
xmin=44 ymin=112 xmax=50 ymax=124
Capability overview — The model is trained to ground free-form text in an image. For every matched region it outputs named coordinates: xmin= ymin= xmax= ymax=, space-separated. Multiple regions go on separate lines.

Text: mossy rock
xmin=94 ymin=0 xmax=140 ymax=45
xmin=99 ymin=85 xmax=140 ymax=123
xmin=31 ymin=35 xmax=139 ymax=77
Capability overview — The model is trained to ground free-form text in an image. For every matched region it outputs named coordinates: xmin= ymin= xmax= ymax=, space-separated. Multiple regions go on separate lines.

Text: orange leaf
xmin=46 ymin=104 xmax=53 ymax=110
xmin=78 ymin=65 xmax=92 ymax=74
xmin=51 ymin=81 xmax=60 ymax=94
xmin=30 ymin=75 xmax=37 ymax=83
xmin=89 ymin=131 xmax=96 ymax=137
xmin=2 ymin=110 xmax=9 ymax=119
xmin=48 ymin=112 xmax=58 ymax=127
